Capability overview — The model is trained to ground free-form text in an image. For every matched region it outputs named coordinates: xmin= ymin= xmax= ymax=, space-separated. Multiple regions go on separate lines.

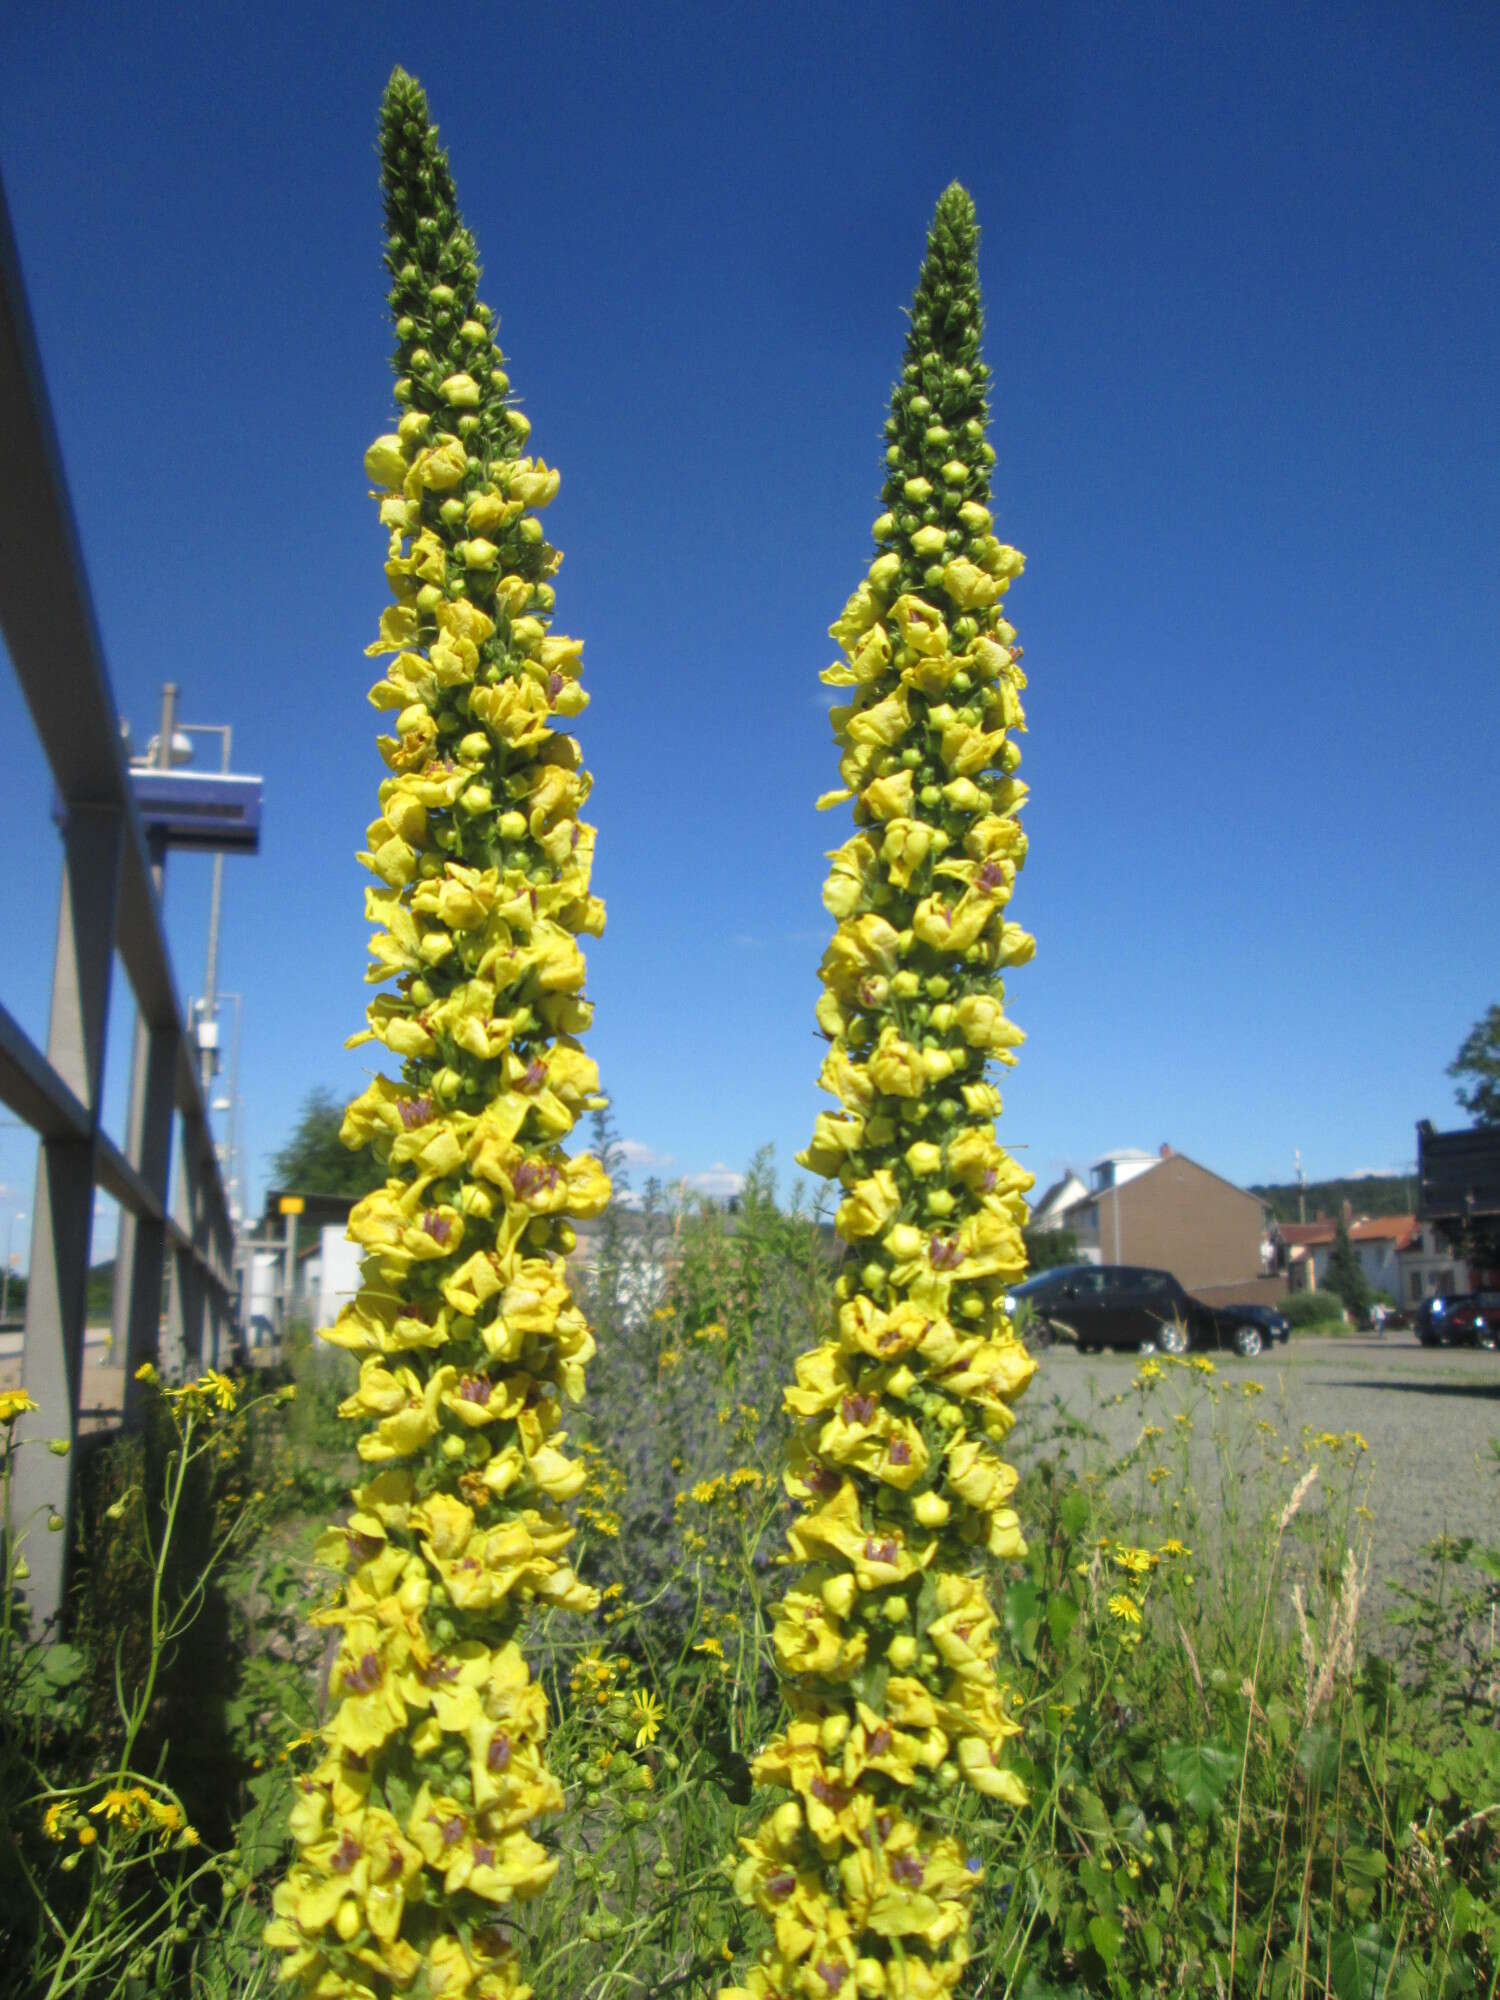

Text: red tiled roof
xmin=1277 ymin=1221 xmax=1336 ymax=1246
xmin=1352 ymin=1214 xmax=1418 ymax=1248
xmin=1275 ymin=1215 xmax=1418 ymax=1250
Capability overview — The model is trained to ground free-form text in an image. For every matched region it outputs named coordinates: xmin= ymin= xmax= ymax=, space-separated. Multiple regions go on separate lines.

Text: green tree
xmin=1323 ymin=1217 xmax=1371 ymax=1321
xmin=267 ymin=1088 xmax=384 ymax=1197
xmin=1447 ymin=1004 xmax=1500 ymax=1125
xmin=1024 ymin=1225 xmax=1079 ymax=1273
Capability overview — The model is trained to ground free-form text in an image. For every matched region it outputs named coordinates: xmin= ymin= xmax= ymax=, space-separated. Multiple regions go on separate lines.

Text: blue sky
xmin=1 ymin=1 xmax=1496 ymax=1262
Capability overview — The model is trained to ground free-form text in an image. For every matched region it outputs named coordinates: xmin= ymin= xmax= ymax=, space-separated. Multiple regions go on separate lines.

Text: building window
xmin=1409 ymin=1273 xmax=1422 ymax=1302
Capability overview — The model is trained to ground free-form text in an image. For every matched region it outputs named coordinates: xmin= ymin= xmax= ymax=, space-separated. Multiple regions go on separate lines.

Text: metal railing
xmin=0 ymin=174 xmax=238 ymax=1624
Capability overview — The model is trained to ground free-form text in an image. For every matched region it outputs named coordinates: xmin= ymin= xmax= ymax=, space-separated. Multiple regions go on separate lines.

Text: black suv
xmin=1005 ymin=1264 xmax=1286 ymax=1359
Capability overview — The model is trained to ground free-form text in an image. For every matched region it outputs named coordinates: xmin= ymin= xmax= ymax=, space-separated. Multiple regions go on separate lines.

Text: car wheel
xmin=1479 ymin=1327 xmax=1499 ymax=1352
xmin=1157 ymin=1320 xmax=1190 ymax=1357
xmin=1232 ymin=1323 xmax=1264 ymax=1360
xmin=1137 ymin=1339 xmax=1158 ymax=1356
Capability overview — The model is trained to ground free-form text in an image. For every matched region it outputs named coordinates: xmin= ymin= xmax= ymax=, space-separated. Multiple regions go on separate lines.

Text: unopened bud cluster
xmin=726 ymin=186 xmax=1036 ymax=2000
xmin=267 ymin=72 xmax=607 ymax=2000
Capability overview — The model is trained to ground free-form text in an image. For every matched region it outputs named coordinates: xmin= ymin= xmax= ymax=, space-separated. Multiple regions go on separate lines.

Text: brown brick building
xmin=1033 ymin=1148 xmax=1281 ymax=1307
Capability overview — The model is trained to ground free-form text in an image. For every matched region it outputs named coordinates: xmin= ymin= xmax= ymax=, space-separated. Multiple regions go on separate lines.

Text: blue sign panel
xmin=126 ymin=769 xmax=263 ymax=853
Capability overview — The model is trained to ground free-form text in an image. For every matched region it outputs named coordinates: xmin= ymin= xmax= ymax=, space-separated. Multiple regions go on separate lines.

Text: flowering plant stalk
xmin=726 ymin=186 xmax=1036 ymax=2000
xmin=2 ymin=1380 xmax=277 ymax=1998
xmin=267 ymin=70 xmax=609 ymax=2000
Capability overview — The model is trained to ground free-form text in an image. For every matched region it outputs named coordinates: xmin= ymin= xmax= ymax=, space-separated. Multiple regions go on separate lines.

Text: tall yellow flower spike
xmin=725 ymin=186 xmax=1035 ymax=2000
xmin=267 ymin=71 xmax=607 ymax=2000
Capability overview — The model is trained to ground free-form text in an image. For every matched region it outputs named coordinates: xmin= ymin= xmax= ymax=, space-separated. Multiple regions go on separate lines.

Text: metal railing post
xmin=15 ymin=805 xmax=124 ymax=1625
xmin=118 ymin=1021 xmax=177 ymax=1425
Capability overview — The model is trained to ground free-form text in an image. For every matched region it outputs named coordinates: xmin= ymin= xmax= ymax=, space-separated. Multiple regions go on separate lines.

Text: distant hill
xmin=1251 ymin=1175 xmax=1415 ymax=1225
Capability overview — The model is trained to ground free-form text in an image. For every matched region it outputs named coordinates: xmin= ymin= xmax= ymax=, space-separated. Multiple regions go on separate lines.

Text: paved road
xmin=0 ymin=1326 xmax=124 ymax=1433
xmin=1014 ymin=1330 xmax=1500 ymax=1626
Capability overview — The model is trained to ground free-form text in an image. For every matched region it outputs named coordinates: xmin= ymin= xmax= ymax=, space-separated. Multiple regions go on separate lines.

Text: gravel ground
xmin=1012 ymin=1328 xmax=1500 ymax=1629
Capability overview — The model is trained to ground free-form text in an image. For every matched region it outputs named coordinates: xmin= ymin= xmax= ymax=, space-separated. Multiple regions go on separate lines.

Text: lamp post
xmin=141 ymin=718 xmax=233 ymax=1098
xmin=2 ymin=1210 xmax=26 ymax=1321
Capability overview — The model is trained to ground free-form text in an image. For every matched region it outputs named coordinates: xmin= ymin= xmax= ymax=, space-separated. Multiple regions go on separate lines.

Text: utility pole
xmin=1296 ymin=1148 xmax=1306 ymax=1225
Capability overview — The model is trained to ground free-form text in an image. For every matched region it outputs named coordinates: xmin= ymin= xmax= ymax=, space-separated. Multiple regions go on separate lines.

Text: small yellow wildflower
xmin=1142 ymin=1423 xmax=1164 ymax=1440
xmin=196 ymin=1369 xmax=239 ymax=1411
xmin=42 ymin=1801 xmax=70 ymax=1841
xmin=0 ymin=1389 xmax=39 ymax=1424
xmin=630 ymin=1689 xmax=664 ymax=1749
xmin=133 ymin=1363 xmax=159 ymax=1385
xmin=601 ymin=1583 xmax=623 ymax=1601
xmin=1107 ymin=1593 xmax=1142 ymax=1626
xmin=1112 ymin=1545 xmax=1157 ymax=1576
xmin=146 ymin=1797 xmax=184 ymax=1835
xmin=1190 ymin=1356 xmax=1215 ymax=1375
xmin=90 ymin=1787 xmax=150 ymax=1830
xmin=1242 ymin=1379 xmax=1264 ymax=1397
xmin=76 ymin=1825 xmax=96 ymax=1847
xmin=1173 ymin=1412 xmax=1192 ymax=1426
xmin=693 ymin=1637 xmax=724 ymax=1657
xmin=1158 ymin=1538 xmax=1191 ymax=1558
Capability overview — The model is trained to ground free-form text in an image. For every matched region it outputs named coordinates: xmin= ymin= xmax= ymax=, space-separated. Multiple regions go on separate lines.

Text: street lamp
xmin=2 ymin=1210 xmax=27 ymax=1322
xmin=139 ymin=717 xmax=234 ymax=1098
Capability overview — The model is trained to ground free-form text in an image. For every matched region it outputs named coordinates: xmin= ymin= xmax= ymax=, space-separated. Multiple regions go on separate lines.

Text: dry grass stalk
xmin=1277 ymin=1463 xmax=1319 ymax=1532
xmin=1295 ymin=1547 xmax=1367 ymax=1726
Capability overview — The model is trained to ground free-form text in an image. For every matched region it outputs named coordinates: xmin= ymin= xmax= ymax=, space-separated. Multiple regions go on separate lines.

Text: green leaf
xmin=702 ymin=1727 xmax=753 ymax=1805
xmin=39 ymin=1642 xmax=84 ymax=1690
xmin=1002 ymin=1579 xmax=1043 ymax=1661
xmin=1297 ymin=1721 xmax=1341 ymax=1795
xmin=1161 ymin=1740 xmax=1236 ymax=1817
xmin=1046 ymin=1592 xmax=1079 ymax=1652
xmin=1060 ymin=1489 xmax=1091 ymax=1537
xmin=1340 ymin=1846 xmax=1387 ymax=1892
xmin=1087 ymin=1914 xmax=1123 ymax=1970
xmin=1263 ymin=1693 xmax=1293 ymax=1751
xmin=1327 ymin=1925 xmax=1417 ymax=2000
xmin=1070 ymin=1785 xmax=1111 ymax=1839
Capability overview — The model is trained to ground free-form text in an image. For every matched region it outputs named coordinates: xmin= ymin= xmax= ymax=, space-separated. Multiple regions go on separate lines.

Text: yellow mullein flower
xmin=267 ymin=72 xmax=607 ymax=2000
xmin=727 ymin=188 xmax=1034 ymax=2000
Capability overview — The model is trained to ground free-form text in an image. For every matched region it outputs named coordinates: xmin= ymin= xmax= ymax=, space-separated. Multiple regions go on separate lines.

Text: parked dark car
xmin=1004 ymin=1264 xmax=1287 ymax=1358
xmin=1417 ymin=1292 xmax=1500 ymax=1348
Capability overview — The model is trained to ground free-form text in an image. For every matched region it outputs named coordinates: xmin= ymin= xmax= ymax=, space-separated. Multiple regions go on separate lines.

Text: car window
xmin=1012 ymin=1272 xmax=1063 ymax=1299
xmin=1068 ymin=1270 xmax=1108 ymax=1297
xmin=1133 ymin=1271 xmax=1173 ymax=1296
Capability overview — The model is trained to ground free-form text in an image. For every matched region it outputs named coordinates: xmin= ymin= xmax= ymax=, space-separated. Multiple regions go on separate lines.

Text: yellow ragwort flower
xmin=630 ymin=1690 xmax=664 ymax=1749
